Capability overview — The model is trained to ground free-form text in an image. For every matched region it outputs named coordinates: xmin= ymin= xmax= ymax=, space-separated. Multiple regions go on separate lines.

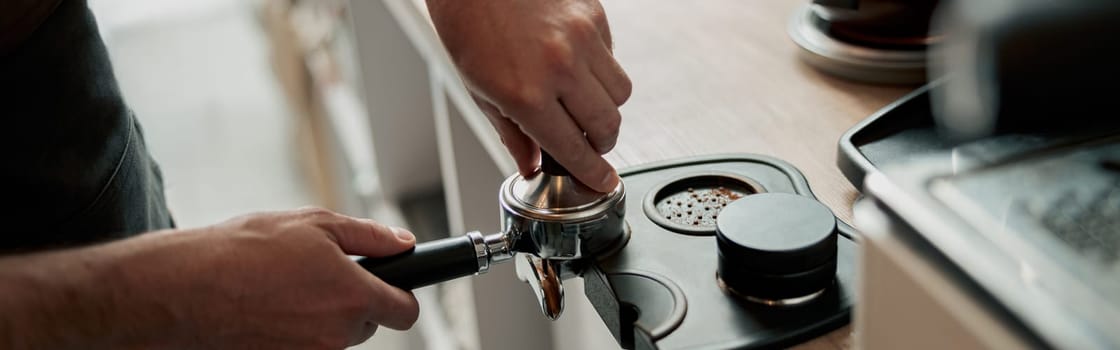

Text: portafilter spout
xmin=358 ymin=150 xmax=628 ymax=320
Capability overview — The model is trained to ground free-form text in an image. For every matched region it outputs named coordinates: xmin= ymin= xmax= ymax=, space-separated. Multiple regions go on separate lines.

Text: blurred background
xmin=91 ymin=0 xmax=311 ymax=227
xmin=89 ymin=0 xmax=415 ymax=348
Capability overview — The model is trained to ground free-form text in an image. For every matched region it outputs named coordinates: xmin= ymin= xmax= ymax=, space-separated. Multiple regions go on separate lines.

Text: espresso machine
xmin=361 ymin=151 xmax=860 ymax=349
xmin=836 ymin=0 xmax=1120 ymax=348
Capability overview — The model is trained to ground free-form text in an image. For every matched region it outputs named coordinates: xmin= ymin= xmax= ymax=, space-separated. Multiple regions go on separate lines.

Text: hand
xmin=427 ymin=0 xmax=632 ymax=192
xmin=110 ymin=208 xmax=419 ymax=349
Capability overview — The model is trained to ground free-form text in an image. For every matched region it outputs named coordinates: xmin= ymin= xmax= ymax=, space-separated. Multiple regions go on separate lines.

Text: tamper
xmin=716 ymin=192 xmax=838 ymax=306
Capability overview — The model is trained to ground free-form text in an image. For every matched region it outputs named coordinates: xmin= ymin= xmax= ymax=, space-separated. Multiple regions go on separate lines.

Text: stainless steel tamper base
xmin=716 ymin=274 xmax=828 ymax=307
xmin=500 ymin=170 xmax=628 ymax=260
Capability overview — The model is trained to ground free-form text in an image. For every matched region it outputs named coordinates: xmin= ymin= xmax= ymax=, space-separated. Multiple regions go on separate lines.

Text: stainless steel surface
xmin=743 ymin=289 xmax=827 ymax=307
xmin=788 ymin=4 xmax=928 ymax=85
xmin=716 ymin=274 xmax=829 ymax=307
xmin=499 ymin=170 xmax=627 ymax=260
xmin=716 ymin=275 xmax=828 ymax=307
xmin=456 ymin=231 xmax=511 ymax=275
xmin=482 ymin=231 xmax=514 ymax=265
xmin=468 ymin=231 xmax=490 ymax=273
xmin=507 ymin=171 xmax=621 ymax=221
xmin=499 ymin=167 xmax=629 ymax=320
xmin=859 ymin=135 xmax=1120 ymax=349
xmin=515 ymin=254 xmax=566 ymax=320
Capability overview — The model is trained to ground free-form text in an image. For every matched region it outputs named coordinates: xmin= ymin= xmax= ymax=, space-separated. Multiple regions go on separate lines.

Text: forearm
xmin=0 ymin=209 xmax=426 ymax=349
xmin=0 ymin=235 xmax=174 ymax=349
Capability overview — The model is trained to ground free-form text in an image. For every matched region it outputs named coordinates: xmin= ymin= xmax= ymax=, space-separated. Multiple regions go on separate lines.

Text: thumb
xmin=324 ymin=217 xmax=416 ymax=257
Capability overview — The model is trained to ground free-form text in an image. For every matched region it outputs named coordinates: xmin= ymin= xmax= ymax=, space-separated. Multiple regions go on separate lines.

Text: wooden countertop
xmin=597 ymin=1 xmax=918 ymax=348
xmin=602 ymin=0 xmax=913 ymax=223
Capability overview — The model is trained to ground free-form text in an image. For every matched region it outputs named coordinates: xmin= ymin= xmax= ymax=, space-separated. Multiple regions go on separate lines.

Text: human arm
xmin=426 ymin=0 xmax=633 ymax=192
xmin=0 ymin=208 xmax=418 ymax=350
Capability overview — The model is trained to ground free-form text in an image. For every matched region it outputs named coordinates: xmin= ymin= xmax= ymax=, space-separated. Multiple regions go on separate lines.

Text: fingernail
xmin=596 ymin=140 xmax=616 ymax=155
xmin=391 ymin=227 xmax=415 ymax=242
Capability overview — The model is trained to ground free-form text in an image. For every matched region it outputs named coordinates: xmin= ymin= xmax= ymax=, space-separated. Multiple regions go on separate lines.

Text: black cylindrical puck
xmin=715 ymin=193 xmax=838 ymax=303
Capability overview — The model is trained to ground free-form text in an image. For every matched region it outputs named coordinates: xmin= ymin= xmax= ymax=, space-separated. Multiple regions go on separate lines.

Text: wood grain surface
xmin=598 ymin=1 xmax=920 ymax=348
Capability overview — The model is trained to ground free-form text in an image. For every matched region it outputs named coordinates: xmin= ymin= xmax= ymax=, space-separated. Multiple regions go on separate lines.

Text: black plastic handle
xmin=358 ymin=235 xmax=480 ymax=290
xmin=812 ymin=0 xmax=858 ymax=9
xmin=540 ymin=150 xmax=570 ymax=176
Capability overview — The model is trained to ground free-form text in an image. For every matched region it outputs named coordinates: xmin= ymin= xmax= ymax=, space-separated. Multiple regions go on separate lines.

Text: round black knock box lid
xmin=716 ymin=193 xmax=837 ymax=276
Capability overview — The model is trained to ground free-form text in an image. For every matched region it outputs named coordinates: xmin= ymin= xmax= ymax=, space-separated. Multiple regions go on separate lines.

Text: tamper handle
xmin=540 ymin=150 xmax=570 ymax=177
xmin=358 ymin=235 xmax=480 ymax=290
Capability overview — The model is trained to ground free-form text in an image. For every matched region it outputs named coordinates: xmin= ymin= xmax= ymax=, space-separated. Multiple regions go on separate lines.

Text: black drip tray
xmin=584 ymin=154 xmax=857 ymax=350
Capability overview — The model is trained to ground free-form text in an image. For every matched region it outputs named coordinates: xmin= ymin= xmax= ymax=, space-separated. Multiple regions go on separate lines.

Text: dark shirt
xmin=0 ymin=0 xmax=174 ymax=253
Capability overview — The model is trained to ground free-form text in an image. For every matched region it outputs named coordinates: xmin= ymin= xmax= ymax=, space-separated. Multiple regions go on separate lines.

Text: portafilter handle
xmin=358 ymin=231 xmax=511 ymax=290
xmin=355 ymin=228 xmax=570 ymax=321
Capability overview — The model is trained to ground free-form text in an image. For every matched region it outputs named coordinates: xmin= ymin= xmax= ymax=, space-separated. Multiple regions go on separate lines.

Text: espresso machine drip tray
xmin=585 ymin=154 xmax=858 ymax=349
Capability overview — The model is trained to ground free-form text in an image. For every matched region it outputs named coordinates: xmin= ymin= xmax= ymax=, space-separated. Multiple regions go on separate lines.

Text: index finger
xmin=517 ymin=101 xmax=619 ymax=192
xmin=299 ymin=208 xmax=416 ymax=257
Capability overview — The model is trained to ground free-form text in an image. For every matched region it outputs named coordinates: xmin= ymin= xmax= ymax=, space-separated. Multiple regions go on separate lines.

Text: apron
xmin=0 ymin=0 xmax=174 ymax=253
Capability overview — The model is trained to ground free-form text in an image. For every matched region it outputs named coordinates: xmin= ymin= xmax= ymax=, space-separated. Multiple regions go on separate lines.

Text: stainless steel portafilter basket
xmin=359 ymin=151 xmax=628 ymax=320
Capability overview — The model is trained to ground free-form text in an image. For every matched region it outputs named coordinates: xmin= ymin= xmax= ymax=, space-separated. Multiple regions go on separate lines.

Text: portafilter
xmin=358 ymin=151 xmax=628 ymax=320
